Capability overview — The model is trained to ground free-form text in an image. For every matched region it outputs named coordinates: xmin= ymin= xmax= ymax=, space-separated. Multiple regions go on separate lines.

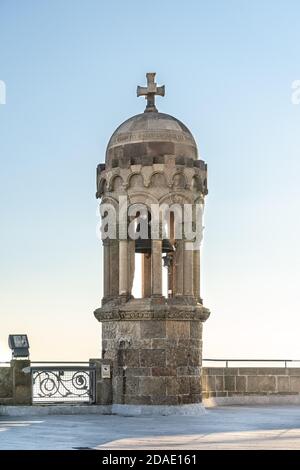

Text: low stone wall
xmin=202 ymin=367 xmax=300 ymax=406
xmin=2 ymin=363 xmax=300 ymax=411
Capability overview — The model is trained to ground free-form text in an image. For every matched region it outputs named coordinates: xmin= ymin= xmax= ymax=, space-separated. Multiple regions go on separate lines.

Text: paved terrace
xmin=0 ymin=406 xmax=300 ymax=450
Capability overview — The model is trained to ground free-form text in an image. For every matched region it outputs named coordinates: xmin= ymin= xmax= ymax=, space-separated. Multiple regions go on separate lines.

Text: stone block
xmin=166 ymin=321 xmax=190 ymax=339
xmin=151 ymin=338 xmax=165 ymax=349
xmin=290 ymin=377 xmax=300 ymax=392
xmin=277 ymin=376 xmax=290 ymax=392
xmin=255 ymin=368 xmax=287 ymax=375
xmin=224 ymin=375 xmax=235 ymax=392
xmin=125 ymin=395 xmax=152 ymax=405
xmin=188 ymin=349 xmax=201 ymax=367
xmin=205 ymin=375 xmax=216 ymax=392
xmin=186 ymin=366 xmax=201 ymax=376
xmin=139 ymin=377 xmax=166 ymax=396
xmin=191 ymin=394 xmax=202 ymax=403
xmin=287 ymin=368 xmax=300 ymax=376
xmin=124 ymin=376 xmax=139 ymax=395
xmin=190 ymin=377 xmax=201 ymax=395
xmin=178 ymin=394 xmax=194 ymax=404
xmin=116 ymin=321 xmax=140 ymax=341
xmin=101 ymin=339 xmax=115 ymax=351
xmin=102 ymin=322 xmax=117 ymax=339
xmin=224 ymin=368 xmax=239 ymax=376
xmin=125 ymin=367 xmax=151 ymax=377
xmin=167 ymin=376 xmax=190 ymax=395
xmin=151 ymin=395 xmax=179 ymax=405
xmin=236 ymin=375 xmax=247 ymax=392
xmin=152 ymin=367 xmax=177 ymax=377
xmin=151 ymin=338 xmax=176 ymax=349
xmin=190 ymin=321 xmax=202 ymax=339
xmin=238 ymin=368 xmax=258 ymax=376
xmin=215 ymin=375 xmax=224 ymax=391
xmin=117 ymin=349 xmax=140 ymax=367
xmin=247 ymin=375 xmax=276 ymax=393
xmin=178 ymin=339 xmax=200 ymax=349
xmin=140 ymin=321 xmax=166 ymax=339
xmin=166 ymin=349 xmax=188 ymax=367
xmin=136 ymin=339 xmax=152 ymax=349
xmin=203 ymin=367 xmax=225 ymax=375
xmin=140 ymin=349 xmax=166 ymax=368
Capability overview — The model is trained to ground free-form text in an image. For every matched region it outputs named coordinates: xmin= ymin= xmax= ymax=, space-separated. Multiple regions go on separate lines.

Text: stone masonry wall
xmin=102 ymin=319 xmax=203 ymax=406
xmin=202 ymin=367 xmax=300 ymax=401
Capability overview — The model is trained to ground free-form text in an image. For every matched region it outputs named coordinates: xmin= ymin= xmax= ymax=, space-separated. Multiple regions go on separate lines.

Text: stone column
xmin=174 ymin=240 xmax=184 ymax=296
xmin=142 ymin=254 xmax=151 ymax=297
xmin=103 ymin=241 xmax=110 ymax=298
xmin=183 ymin=242 xmax=194 ymax=296
xmin=167 ymin=258 xmax=174 ymax=297
xmin=151 ymin=239 xmax=162 ymax=296
xmin=128 ymin=239 xmax=135 ymax=296
xmin=119 ymin=240 xmax=128 ymax=295
xmin=109 ymin=240 xmax=119 ymax=297
xmin=168 ymin=213 xmax=175 ymax=296
xmin=193 ymin=249 xmax=201 ymax=302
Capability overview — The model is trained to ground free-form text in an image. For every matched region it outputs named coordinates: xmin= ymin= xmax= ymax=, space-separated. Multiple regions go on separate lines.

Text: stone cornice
xmin=94 ymin=302 xmax=210 ymax=323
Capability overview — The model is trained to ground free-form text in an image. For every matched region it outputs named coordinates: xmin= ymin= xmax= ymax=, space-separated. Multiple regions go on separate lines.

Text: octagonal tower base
xmin=94 ymin=297 xmax=209 ymax=412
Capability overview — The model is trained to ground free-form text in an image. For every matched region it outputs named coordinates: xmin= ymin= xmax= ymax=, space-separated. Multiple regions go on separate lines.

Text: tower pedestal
xmin=94 ymin=297 xmax=209 ymax=412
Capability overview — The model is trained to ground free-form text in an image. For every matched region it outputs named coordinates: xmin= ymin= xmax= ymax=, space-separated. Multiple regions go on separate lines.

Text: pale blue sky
xmin=0 ymin=0 xmax=300 ymax=360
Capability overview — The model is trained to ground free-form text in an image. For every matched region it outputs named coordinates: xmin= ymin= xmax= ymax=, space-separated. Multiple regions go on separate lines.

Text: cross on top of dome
xmin=137 ymin=72 xmax=165 ymax=113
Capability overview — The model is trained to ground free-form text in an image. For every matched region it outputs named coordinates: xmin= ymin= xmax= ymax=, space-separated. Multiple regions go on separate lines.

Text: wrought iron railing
xmin=31 ymin=364 xmax=96 ymax=404
xmin=203 ymin=359 xmax=300 ymax=368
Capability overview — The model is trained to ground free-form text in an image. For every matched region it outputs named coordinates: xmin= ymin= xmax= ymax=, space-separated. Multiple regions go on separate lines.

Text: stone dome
xmin=105 ymin=112 xmax=198 ymax=168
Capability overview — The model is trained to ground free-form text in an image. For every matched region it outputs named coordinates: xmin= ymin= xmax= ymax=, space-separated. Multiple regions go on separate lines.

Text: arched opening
xmin=130 ymin=208 xmax=175 ymax=299
xmin=131 ymin=209 xmax=152 ymax=299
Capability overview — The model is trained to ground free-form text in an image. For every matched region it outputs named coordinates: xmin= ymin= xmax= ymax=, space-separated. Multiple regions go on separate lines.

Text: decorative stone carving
xmin=128 ymin=173 xmax=144 ymax=188
xmin=111 ymin=175 xmax=123 ymax=191
xmin=150 ymin=172 xmax=167 ymax=188
xmin=172 ymin=172 xmax=186 ymax=189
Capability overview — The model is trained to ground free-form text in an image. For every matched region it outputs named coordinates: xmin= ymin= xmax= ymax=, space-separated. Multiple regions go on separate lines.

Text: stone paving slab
xmin=0 ymin=406 xmax=300 ymax=450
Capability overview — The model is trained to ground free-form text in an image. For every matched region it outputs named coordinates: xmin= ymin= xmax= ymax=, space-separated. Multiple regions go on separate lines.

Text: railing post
xmin=11 ymin=359 xmax=32 ymax=405
xmin=89 ymin=358 xmax=113 ymax=405
xmin=226 ymin=360 xmax=228 ymax=368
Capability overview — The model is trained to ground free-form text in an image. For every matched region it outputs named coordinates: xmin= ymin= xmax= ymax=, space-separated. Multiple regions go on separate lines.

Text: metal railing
xmin=203 ymin=359 xmax=300 ymax=368
xmin=31 ymin=363 xmax=96 ymax=404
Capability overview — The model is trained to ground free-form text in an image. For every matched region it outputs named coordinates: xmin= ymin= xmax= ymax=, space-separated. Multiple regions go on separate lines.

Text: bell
xmin=162 ymin=239 xmax=175 ymax=253
xmin=134 ymin=212 xmax=174 ymax=254
xmin=135 ymin=238 xmax=174 ymax=254
xmin=135 ymin=239 xmax=152 ymax=254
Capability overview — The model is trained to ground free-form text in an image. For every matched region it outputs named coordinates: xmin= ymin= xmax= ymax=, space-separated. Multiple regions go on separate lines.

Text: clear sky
xmin=0 ymin=0 xmax=300 ymax=361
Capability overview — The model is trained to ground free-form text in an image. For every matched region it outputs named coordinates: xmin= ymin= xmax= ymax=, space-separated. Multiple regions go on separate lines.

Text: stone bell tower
xmin=94 ymin=73 xmax=210 ymax=415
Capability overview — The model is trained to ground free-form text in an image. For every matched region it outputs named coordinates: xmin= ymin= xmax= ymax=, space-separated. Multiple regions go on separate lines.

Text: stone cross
xmin=137 ymin=73 xmax=165 ymax=113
